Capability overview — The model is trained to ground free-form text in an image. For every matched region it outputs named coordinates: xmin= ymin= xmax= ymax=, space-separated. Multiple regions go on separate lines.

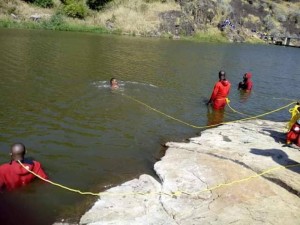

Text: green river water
xmin=0 ymin=28 xmax=299 ymax=224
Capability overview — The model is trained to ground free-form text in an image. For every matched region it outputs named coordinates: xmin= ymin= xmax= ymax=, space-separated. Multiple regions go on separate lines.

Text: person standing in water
xmin=110 ymin=78 xmax=119 ymax=89
xmin=238 ymin=72 xmax=253 ymax=92
xmin=207 ymin=70 xmax=231 ymax=110
xmin=0 ymin=143 xmax=48 ymax=191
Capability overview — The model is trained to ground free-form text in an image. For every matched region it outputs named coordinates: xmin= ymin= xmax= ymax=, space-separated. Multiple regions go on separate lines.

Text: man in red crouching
xmin=207 ymin=70 xmax=231 ymax=110
xmin=0 ymin=143 xmax=48 ymax=191
xmin=286 ymin=119 xmax=300 ymax=147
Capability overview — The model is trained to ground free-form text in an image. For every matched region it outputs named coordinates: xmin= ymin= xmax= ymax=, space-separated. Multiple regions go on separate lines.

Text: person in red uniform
xmin=286 ymin=119 xmax=300 ymax=147
xmin=238 ymin=72 xmax=253 ymax=92
xmin=0 ymin=143 xmax=48 ymax=191
xmin=207 ymin=70 xmax=231 ymax=110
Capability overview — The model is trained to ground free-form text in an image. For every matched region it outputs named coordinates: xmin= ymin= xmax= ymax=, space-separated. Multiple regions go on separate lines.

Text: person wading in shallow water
xmin=207 ymin=70 xmax=231 ymax=110
xmin=110 ymin=78 xmax=119 ymax=90
xmin=0 ymin=143 xmax=48 ymax=191
xmin=238 ymin=72 xmax=253 ymax=92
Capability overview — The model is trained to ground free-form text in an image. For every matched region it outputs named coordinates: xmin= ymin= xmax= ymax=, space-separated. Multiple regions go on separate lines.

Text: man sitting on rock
xmin=286 ymin=119 xmax=300 ymax=147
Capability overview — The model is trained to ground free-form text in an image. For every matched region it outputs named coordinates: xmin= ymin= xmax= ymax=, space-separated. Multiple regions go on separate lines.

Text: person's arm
xmin=209 ymin=83 xmax=219 ymax=102
xmin=37 ymin=167 xmax=48 ymax=180
xmin=0 ymin=170 xmax=4 ymax=191
xmin=238 ymin=82 xmax=243 ymax=90
xmin=33 ymin=161 xmax=48 ymax=180
xmin=207 ymin=83 xmax=219 ymax=105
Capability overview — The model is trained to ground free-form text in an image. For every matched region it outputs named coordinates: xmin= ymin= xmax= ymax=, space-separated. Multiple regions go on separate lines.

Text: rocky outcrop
xmin=177 ymin=0 xmax=300 ymax=43
xmin=80 ymin=120 xmax=300 ymax=225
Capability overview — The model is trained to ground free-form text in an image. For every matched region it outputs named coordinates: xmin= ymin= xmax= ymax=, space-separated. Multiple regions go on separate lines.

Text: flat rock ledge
xmin=79 ymin=120 xmax=300 ymax=225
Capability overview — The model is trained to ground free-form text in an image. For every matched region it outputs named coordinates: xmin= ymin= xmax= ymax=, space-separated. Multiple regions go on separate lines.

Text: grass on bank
xmin=0 ymin=0 xmax=180 ymax=36
xmin=191 ymin=28 xmax=229 ymax=43
xmin=0 ymin=14 xmax=111 ymax=34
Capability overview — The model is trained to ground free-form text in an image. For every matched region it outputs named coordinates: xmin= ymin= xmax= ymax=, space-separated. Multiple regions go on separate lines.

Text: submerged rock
xmin=80 ymin=120 xmax=300 ymax=225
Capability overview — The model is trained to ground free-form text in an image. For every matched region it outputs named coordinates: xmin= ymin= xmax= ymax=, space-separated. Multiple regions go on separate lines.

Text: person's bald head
xmin=10 ymin=143 xmax=26 ymax=160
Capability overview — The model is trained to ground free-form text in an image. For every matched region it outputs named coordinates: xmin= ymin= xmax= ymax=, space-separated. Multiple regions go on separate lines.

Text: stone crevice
xmin=158 ymin=193 xmax=180 ymax=225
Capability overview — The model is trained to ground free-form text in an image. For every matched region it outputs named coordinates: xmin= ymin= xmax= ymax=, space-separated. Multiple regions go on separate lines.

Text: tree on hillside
xmin=86 ymin=0 xmax=111 ymax=10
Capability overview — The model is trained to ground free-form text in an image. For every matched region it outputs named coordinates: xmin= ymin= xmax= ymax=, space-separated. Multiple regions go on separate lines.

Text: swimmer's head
xmin=110 ymin=78 xmax=119 ymax=88
xmin=10 ymin=143 xmax=26 ymax=161
xmin=218 ymin=70 xmax=226 ymax=80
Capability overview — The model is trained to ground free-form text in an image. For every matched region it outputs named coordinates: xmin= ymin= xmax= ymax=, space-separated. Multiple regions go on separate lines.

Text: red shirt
xmin=0 ymin=159 xmax=48 ymax=191
xmin=245 ymin=79 xmax=253 ymax=91
xmin=244 ymin=72 xmax=253 ymax=91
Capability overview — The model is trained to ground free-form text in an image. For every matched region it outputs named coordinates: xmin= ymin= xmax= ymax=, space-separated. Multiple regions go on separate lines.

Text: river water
xmin=0 ymin=28 xmax=299 ymax=224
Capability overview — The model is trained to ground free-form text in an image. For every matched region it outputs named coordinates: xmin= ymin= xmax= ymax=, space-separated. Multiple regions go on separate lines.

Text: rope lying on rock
xmin=18 ymin=161 xmax=300 ymax=198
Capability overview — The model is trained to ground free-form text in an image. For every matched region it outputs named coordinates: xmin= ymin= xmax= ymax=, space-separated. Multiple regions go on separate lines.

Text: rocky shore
xmin=78 ymin=119 xmax=300 ymax=225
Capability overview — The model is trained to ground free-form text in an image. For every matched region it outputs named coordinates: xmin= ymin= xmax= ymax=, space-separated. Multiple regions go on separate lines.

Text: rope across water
xmin=16 ymin=95 xmax=299 ymax=197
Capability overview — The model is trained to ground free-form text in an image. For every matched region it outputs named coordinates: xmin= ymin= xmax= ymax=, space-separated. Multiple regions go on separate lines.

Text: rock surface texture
xmin=80 ymin=120 xmax=300 ymax=225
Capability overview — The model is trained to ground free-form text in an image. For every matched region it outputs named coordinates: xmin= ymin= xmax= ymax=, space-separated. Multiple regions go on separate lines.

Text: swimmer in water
xmin=110 ymin=78 xmax=119 ymax=89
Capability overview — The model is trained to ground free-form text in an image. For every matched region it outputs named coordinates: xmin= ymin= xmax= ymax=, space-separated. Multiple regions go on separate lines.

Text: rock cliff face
xmin=176 ymin=0 xmax=300 ymax=42
xmin=1 ymin=0 xmax=299 ymax=42
xmin=80 ymin=120 xmax=300 ymax=225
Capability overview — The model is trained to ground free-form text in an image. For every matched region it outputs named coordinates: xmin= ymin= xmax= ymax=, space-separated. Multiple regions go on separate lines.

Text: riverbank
xmin=2 ymin=0 xmax=300 ymax=44
xmin=75 ymin=119 xmax=300 ymax=225
xmin=0 ymin=16 xmax=233 ymax=43
xmin=0 ymin=0 xmax=265 ymax=43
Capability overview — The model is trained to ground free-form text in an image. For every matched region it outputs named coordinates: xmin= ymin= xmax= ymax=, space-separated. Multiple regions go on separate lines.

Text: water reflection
xmin=239 ymin=90 xmax=252 ymax=103
xmin=206 ymin=106 xmax=225 ymax=126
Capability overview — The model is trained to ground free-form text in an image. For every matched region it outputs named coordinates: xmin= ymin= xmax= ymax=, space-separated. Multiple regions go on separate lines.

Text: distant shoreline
xmin=0 ymin=17 xmax=265 ymax=44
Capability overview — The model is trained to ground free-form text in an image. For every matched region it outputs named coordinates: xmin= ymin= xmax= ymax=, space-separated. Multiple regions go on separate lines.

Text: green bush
xmin=22 ymin=0 xmax=54 ymax=8
xmin=63 ymin=1 xmax=88 ymax=19
xmin=42 ymin=13 xmax=65 ymax=29
xmin=34 ymin=0 xmax=54 ymax=8
xmin=86 ymin=0 xmax=111 ymax=11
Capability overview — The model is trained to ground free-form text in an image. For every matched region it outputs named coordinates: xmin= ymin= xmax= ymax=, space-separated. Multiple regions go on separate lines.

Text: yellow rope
xmin=18 ymin=160 xmax=300 ymax=198
xmin=15 ymin=97 xmax=299 ymax=197
xmin=121 ymin=93 xmax=296 ymax=129
xmin=18 ymin=160 xmax=101 ymax=196
xmin=225 ymin=98 xmax=250 ymax=116
xmin=191 ymin=163 xmax=300 ymax=196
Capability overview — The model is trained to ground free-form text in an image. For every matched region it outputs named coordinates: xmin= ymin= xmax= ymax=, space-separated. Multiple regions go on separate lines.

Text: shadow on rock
xmin=262 ymin=129 xmax=286 ymax=143
xmin=250 ymin=148 xmax=300 ymax=174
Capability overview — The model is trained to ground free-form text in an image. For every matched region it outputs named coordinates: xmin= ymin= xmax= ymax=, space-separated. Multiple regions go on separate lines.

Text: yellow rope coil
xmin=287 ymin=104 xmax=300 ymax=131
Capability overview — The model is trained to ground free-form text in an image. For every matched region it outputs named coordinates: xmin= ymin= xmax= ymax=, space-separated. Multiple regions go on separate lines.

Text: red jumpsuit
xmin=286 ymin=122 xmax=300 ymax=146
xmin=244 ymin=72 xmax=253 ymax=91
xmin=209 ymin=79 xmax=231 ymax=110
xmin=238 ymin=72 xmax=253 ymax=91
xmin=0 ymin=159 xmax=48 ymax=191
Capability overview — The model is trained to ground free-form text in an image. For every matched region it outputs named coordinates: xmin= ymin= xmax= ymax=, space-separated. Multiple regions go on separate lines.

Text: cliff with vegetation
xmin=0 ymin=0 xmax=299 ymax=42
